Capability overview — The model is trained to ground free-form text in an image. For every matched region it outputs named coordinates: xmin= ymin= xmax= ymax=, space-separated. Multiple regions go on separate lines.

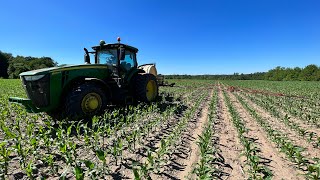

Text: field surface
xmin=1 ymin=79 xmax=320 ymax=179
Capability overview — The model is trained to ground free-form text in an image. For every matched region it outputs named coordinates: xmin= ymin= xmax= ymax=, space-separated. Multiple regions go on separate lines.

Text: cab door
xmin=119 ymin=50 xmax=137 ymax=81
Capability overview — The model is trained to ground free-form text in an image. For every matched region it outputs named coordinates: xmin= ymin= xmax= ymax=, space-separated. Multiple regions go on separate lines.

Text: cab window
xmin=97 ymin=49 xmax=117 ymax=65
xmin=120 ymin=51 xmax=136 ymax=71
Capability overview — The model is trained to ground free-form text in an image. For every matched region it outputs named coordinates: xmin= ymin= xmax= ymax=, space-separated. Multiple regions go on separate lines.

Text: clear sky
xmin=0 ymin=0 xmax=319 ymax=75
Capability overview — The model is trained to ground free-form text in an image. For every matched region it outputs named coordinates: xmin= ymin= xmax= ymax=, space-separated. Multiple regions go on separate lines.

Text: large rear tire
xmin=65 ymin=83 xmax=108 ymax=119
xmin=133 ymin=74 xmax=158 ymax=102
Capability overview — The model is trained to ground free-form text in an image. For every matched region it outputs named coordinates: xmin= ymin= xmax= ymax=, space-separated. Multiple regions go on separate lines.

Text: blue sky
xmin=0 ymin=0 xmax=319 ymax=75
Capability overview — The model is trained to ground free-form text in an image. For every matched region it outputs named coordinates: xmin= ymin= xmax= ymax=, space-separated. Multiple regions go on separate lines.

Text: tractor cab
xmin=84 ymin=38 xmax=139 ymax=83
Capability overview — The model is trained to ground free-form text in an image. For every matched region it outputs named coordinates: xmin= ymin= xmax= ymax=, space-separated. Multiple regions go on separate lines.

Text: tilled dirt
xmin=106 ymin=112 xmax=192 ymax=179
xmin=272 ymin=102 xmax=320 ymax=143
xmin=237 ymin=91 xmax=320 ymax=162
xmin=101 ymin=89 xmax=213 ymax=179
xmin=216 ymin=85 xmax=247 ymax=179
xmin=4 ymin=83 xmax=319 ymax=180
xmin=227 ymin=90 xmax=302 ymax=179
xmin=174 ymin=89 xmax=213 ymax=179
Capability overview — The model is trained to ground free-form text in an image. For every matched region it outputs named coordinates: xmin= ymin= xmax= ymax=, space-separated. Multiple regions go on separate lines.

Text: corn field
xmin=1 ymin=79 xmax=320 ymax=179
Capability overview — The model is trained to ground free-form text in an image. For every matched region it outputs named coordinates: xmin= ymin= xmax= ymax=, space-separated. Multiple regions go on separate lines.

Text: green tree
xmin=6 ymin=55 xmax=57 ymax=79
xmin=299 ymin=64 xmax=319 ymax=81
xmin=7 ymin=56 xmax=30 ymax=79
xmin=314 ymin=69 xmax=320 ymax=81
xmin=265 ymin=66 xmax=286 ymax=81
xmin=0 ymin=51 xmax=13 ymax=78
xmin=284 ymin=67 xmax=300 ymax=81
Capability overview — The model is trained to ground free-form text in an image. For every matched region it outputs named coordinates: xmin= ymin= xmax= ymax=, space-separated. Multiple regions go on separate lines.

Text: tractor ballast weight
xmin=9 ymin=38 xmax=159 ymax=119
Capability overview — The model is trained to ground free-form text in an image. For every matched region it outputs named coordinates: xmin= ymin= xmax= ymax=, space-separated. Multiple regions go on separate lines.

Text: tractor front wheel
xmin=133 ymin=74 xmax=158 ymax=102
xmin=65 ymin=83 xmax=108 ymax=119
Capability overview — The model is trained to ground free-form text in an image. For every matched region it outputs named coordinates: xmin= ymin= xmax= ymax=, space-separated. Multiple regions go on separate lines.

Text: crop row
xmin=239 ymin=91 xmax=320 ymax=147
xmin=133 ymin=89 xmax=209 ymax=179
xmin=191 ymin=85 xmax=225 ymax=179
xmin=222 ymin=80 xmax=320 ymax=99
xmin=234 ymin=93 xmax=320 ymax=179
xmin=223 ymin=89 xmax=273 ymax=179
xmin=245 ymin=92 xmax=319 ymax=127
xmin=0 ymin=79 xmax=212 ymax=179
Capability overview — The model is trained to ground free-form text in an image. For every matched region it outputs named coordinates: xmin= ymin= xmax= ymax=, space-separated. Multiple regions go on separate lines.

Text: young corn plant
xmin=95 ymin=148 xmax=110 ymax=176
xmin=132 ymin=149 xmax=156 ymax=180
xmin=192 ymin=88 xmax=223 ymax=179
xmin=25 ymin=160 xmax=36 ymax=179
xmin=133 ymin=161 xmax=152 ymax=180
xmin=43 ymin=154 xmax=57 ymax=175
xmin=153 ymin=91 xmax=207 ymax=174
xmin=131 ymin=90 xmax=206 ymax=178
xmin=14 ymin=138 xmax=29 ymax=169
xmin=111 ymin=138 xmax=123 ymax=166
xmin=0 ymin=141 xmax=11 ymax=178
xmin=223 ymin=90 xmax=273 ymax=179
xmin=243 ymin=92 xmax=310 ymax=140
xmin=307 ymin=158 xmax=320 ymax=179
xmin=74 ymin=162 xmax=85 ymax=180
xmin=234 ymin=92 xmax=316 ymax=178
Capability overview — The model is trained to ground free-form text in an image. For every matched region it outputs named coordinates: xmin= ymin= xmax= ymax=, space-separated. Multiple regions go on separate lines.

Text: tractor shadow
xmin=34 ymin=92 xmax=188 ymax=178
xmin=45 ymin=92 xmax=187 ymax=138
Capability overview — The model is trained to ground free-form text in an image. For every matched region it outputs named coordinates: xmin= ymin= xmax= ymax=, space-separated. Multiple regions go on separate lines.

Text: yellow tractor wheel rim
xmin=146 ymin=80 xmax=157 ymax=101
xmin=81 ymin=92 xmax=102 ymax=113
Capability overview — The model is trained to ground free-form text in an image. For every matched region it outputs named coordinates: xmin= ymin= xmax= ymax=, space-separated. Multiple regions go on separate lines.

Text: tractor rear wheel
xmin=65 ymin=83 xmax=108 ymax=118
xmin=133 ymin=74 xmax=158 ymax=102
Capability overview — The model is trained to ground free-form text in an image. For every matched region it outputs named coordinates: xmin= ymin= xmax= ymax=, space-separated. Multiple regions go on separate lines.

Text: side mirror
xmin=119 ymin=48 xmax=125 ymax=60
xmin=84 ymin=48 xmax=90 ymax=64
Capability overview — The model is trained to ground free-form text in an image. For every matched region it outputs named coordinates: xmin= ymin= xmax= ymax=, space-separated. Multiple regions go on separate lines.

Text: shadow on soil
xmin=31 ymin=93 xmax=189 ymax=178
xmin=41 ymin=92 xmax=188 ymax=140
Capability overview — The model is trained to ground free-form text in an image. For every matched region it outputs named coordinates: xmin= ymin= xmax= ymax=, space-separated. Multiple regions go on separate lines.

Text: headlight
xmin=24 ymin=75 xmax=46 ymax=81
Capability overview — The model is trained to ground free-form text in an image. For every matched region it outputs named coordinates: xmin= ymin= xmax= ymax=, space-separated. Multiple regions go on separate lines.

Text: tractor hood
xmin=20 ymin=66 xmax=62 ymax=76
xmin=19 ymin=64 xmax=109 ymax=76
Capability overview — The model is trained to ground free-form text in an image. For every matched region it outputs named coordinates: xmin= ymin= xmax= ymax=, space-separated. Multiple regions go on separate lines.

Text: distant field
xmin=0 ymin=79 xmax=320 ymax=179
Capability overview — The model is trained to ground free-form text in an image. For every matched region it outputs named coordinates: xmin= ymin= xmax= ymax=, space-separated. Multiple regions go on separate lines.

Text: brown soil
xmin=5 ymin=83 xmax=318 ymax=180
xmin=237 ymin=91 xmax=320 ymax=161
xmin=226 ymin=85 xmax=307 ymax=99
xmin=227 ymin=90 xmax=302 ymax=179
xmin=109 ymin=111 xmax=187 ymax=179
xmin=174 ymin=89 xmax=213 ymax=179
xmin=273 ymin=103 xmax=320 ymax=143
xmin=216 ymin=85 xmax=247 ymax=179
xmin=104 ymin=89 xmax=212 ymax=179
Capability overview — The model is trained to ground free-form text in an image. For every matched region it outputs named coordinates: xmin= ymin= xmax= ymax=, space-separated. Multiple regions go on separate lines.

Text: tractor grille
xmin=22 ymin=74 xmax=50 ymax=107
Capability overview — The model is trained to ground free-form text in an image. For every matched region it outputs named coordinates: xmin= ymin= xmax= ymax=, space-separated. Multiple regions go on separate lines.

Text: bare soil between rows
xmin=4 ymin=84 xmax=318 ymax=180
xmin=216 ymin=85 xmax=246 ymax=179
xmin=227 ymin=89 xmax=301 ymax=179
xmin=237 ymin=91 xmax=320 ymax=161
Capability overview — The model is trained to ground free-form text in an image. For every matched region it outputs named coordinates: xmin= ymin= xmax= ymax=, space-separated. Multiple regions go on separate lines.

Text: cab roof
xmin=92 ymin=43 xmax=138 ymax=53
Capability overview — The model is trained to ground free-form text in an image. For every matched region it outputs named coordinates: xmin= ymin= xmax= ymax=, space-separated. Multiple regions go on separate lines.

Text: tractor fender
xmin=84 ymin=78 xmax=113 ymax=98
xmin=126 ymin=68 xmax=145 ymax=83
xmin=61 ymin=77 xmax=112 ymax=104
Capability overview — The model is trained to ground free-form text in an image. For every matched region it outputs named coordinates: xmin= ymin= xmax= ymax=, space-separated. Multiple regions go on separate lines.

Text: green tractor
xmin=9 ymin=38 xmax=159 ymax=119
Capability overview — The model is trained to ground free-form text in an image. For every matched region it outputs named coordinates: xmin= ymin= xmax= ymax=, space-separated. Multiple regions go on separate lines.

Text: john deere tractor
xmin=9 ymin=38 xmax=159 ymax=118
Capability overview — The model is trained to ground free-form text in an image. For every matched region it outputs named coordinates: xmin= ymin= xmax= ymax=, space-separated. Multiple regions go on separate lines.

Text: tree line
xmin=264 ymin=65 xmax=320 ymax=81
xmin=166 ymin=64 xmax=320 ymax=81
xmin=0 ymin=51 xmax=57 ymax=79
xmin=1 ymin=50 xmax=319 ymax=81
